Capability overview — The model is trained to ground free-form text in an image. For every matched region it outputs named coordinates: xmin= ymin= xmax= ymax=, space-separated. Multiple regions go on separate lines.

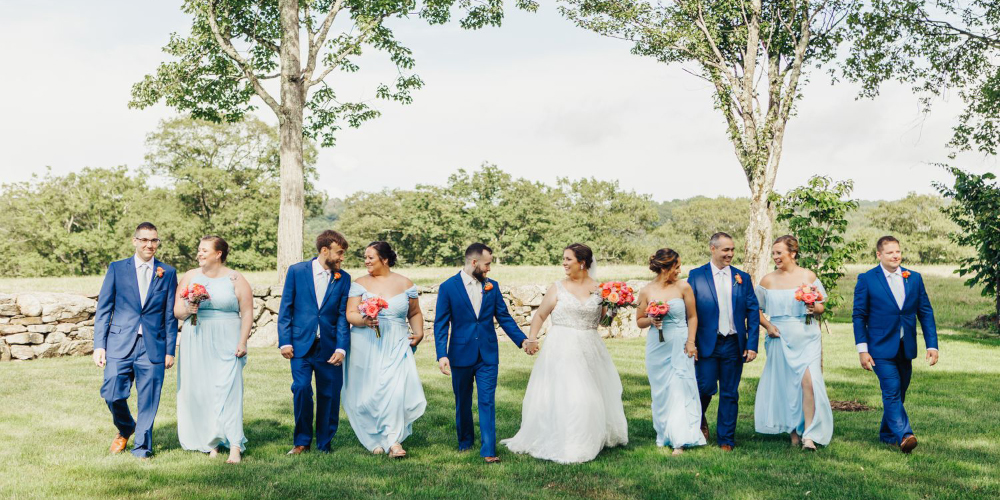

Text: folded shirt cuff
xmin=856 ymin=343 xmax=868 ymax=353
xmin=335 ymin=348 xmax=346 ymax=355
xmin=279 ymin=344 xmax=291 ymax=350
xmin=926 ymin=347 xmax=938 ymax=351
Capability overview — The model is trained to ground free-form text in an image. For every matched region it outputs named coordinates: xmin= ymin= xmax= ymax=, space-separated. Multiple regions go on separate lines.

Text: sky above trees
xmin=0 ymin=0 xmax=995 ymax=202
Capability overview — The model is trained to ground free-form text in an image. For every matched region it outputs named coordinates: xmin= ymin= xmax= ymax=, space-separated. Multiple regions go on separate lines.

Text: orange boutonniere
xmin=155 ymin=266 xmax=164 ymax=279
xmin=333 ymin=272 xmax=341 ymax=281
xmin=483 ymin=282 xmax=494 ymax=292
xmin=901 ymin=270 xmax=910 ymax=281
xmin=734 ymin=274 xmax=743 ymax=285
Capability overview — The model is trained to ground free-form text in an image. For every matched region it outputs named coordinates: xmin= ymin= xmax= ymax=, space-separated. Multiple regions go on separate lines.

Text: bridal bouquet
xmin=646 ymin=300 xmax=671 ymax=342
xmin=359 ymin=296 xmax=389 ymax=338
xmin=598 ymin=281 xmax=636 ymax=327
xmin=794 ymin=283 xmax=823 ymax=324
xmin=180 ymin=283 xmax=210 ymax=326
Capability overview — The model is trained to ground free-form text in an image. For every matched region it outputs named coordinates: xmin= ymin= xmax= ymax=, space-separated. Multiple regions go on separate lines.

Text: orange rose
xmin=607 ymin=291 xmax=619 ymax=303
xmin=484 ymin=282 xmax=494 ymax=292
xmin=365 ymin=304 xmax=379 ymax=317
xmin=601 ymin=288 xmax=610 ymax=298
xmin=333 ymin=272 xmax=341 ymax=280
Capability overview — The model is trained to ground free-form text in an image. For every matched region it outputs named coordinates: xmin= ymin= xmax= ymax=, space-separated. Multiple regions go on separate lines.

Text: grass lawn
xmin=1 ymin=323 xmax=997 ymax=499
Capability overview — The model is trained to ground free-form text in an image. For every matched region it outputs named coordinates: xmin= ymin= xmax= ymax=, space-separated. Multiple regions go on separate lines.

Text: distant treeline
xmin=0 ymin=118 xmax=968 ymax=277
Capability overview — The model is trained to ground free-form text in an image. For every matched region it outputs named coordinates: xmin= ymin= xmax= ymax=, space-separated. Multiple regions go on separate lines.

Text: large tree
xmin=131 ymin=0 xmax=539 ymax=283
xmin=559 ymin=0 xmax=858 ymax=282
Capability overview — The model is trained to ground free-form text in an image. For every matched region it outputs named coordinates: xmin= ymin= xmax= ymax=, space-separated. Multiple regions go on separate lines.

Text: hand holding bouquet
xmin=180 ymin=283 xmax=210 ymax=325
xmin=359 ymin=296 xmax=389 ymax=338
xmin=598 ymin=281 xmax=636 ymax=327
xmin=794 ymin=283 xmax=824 ymax=324
xmin=646 ymin=300 xmax=671 ymax=342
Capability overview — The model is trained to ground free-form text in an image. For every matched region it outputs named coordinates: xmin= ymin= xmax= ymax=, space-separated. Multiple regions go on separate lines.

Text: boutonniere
xmin=333 ymin=272 xmax=342 ymax=281
xmin=901 ymin=270 xmax=910 ymax=282
xmin=733 ymin=274 xmax=743 ymax=285
xmin=483 ymin=282 xmax=494 ymax=292
xmin=155 ymin=266 xmax=164 ymax=279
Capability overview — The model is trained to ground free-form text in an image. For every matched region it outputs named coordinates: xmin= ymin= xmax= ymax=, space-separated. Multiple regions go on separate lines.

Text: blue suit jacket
xmin=277 ymin=260 xmax=351 ymax=360
xmin=852 ymin=266 xmax=938 ymax=359
xmin=434 ymin=273 xmax=527 ymax=367
xmin=688 ymin=263 xmax=760 ymax=358
xmin=93 ymin=257 xmax=178 ymax=363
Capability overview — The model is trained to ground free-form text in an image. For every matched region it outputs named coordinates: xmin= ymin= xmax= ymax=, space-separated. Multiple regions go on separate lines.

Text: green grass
xmin=1 ymin=324 xmax=997 ymax=499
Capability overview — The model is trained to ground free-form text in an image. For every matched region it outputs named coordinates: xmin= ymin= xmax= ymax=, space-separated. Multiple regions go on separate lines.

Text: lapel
xmin=730 ymin=267 xmax=742 ymax=304
xmin=123 ymin=257 xmax=143 ymax=309
xmin=303 ymin=260 xmax=319 ymax=310
xmin=703 ymin=264 xmax=720 ymax=307
xmin=874 ymin=266 xmax=901 ymax=310
xmin=453 ymin=272 xmax=478 ymax=319
xmin=320 ymin=272 xmax=340 ymax=310
xmin=901 ymin=267 xmax=913 ymax=309
xmin=140 ymin=258 xmax=161 ymax=312
xmin=477 ymin=280 xmax=492 ymax=320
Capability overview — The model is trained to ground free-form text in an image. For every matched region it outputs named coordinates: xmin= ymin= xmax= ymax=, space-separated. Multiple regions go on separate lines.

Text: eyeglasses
xmin=135 ymin=238 xmax=161 ymax=246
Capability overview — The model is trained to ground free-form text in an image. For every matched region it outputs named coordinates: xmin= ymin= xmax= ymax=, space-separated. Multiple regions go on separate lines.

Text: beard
xmin=471 ymin=266 xmax=487 ymax=283
xmin=325 ymin=256 xmax=341 ymax=271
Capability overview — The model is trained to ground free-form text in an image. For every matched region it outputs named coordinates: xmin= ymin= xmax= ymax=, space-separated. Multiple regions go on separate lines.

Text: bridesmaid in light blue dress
xmin=175 ymin=236 xmax=254 ymax=463
xmin=343 ymin=241 xmax=426 ymax=458
xmin=754 ymin=235 xmax=834 ymax=450
xmin=636 ymin=249 xmax=706 ymax=455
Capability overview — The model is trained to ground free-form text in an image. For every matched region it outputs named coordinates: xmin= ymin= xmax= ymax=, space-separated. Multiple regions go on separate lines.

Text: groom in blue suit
xmin=435 ymin=243 xmax=535 ymax=463
xmin=689 ymin=232 xmax=760 ymax=451
xmin=853 ymin=235 xmax=938 ymax=453
xmin=93 ymin=222 xmax=178 ymax=458
xmin=278 ymin=230 xmax=352 ymax=454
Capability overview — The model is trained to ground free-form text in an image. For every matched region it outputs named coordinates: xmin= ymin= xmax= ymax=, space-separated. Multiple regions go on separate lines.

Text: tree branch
xmin=205 ymin=0 xmax=281 ymax=115
xmin=307 ymin=19 xmax=380 ymax=88
xmin=304 ymin=0 xmax=346 ymax=81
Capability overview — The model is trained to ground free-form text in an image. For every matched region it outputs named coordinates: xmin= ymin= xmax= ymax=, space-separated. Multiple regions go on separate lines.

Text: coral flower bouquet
xmin=598 ymin=281 xmax=636 ymax=328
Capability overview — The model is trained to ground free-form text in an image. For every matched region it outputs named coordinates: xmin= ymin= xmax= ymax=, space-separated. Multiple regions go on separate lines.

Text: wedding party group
xmin=91 ymin=221 xmax=939 ymax=464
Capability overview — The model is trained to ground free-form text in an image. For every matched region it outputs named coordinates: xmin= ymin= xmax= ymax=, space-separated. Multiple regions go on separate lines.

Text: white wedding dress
xmin=501 ymin=281 xmax=629 ymax=463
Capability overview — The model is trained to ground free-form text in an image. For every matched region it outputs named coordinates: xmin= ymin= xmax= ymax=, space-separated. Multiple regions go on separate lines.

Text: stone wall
xmin=1 ymin=281 xmax=651 ymax=361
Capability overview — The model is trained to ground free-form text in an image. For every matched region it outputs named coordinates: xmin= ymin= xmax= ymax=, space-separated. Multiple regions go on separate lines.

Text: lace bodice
xmin=550 ymin=281 xmax=602 ymax=330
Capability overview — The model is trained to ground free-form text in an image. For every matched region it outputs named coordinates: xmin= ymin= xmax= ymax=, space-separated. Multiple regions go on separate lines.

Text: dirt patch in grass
xmin=831 ymin=400 xmax=873 ymax=412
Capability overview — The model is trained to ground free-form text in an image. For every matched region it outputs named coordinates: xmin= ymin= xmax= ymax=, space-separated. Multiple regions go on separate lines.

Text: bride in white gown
xmin=501 ymin=243 xmax=629 ymax=463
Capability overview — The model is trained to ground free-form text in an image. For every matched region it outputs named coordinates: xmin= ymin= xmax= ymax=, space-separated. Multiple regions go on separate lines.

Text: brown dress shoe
xmin=287 ymin=445 xmax=310 ymax=455
xmin=484 ymin=456 xmax=501 ymax=463
xmin=900 ymin=435 xmax=918 ymax=454
xmin=701 ymin=423 xmax=710 ymax=443
xmin=720 ymin=444 xmax=734 ymax=452
xmin=109 ymin=434 xmax=128 ymax=454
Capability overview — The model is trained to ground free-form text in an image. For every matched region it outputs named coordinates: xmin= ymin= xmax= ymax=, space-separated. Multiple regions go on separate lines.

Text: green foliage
xmin=776 ymin=176 xmax=865 ymax=320
xmin=866 ymin=193 xmax=971 ymax=264
xmin=649 ymin=197 xmax=750 ymax=266
xmin=935 ymin=167 xmax=1000 ymax=329
xmin=334 ymin=165 xmax=657 ymax=267
xmin=843 ymin=0 xmax=1000 ymax=155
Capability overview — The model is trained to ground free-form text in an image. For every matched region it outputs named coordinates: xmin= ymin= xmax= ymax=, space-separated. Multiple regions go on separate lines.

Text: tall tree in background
xmin=935 ymin=168 xmax=1000 ymax=331
xmin=559 ymin=0 xmax=859 ymax=282
xmin=130 ymin=0 xmax=539 ymax=284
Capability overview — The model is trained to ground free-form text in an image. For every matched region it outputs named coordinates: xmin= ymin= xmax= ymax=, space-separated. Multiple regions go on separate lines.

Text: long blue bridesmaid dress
xmin=646 ymin=298 xmax=707 ymax=449
xmin=754 ymin=280 xmax=834 ymax=446
xmin=177 ymin=272 xmax=247 ymax=452
xmin=342 ymin=283 xmax=426 ymax=452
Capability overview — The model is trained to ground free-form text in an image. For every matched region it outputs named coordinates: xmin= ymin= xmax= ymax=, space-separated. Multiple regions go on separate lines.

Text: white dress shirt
xmin=461 ymin=270 xmax=483 ymax=317
xmin=856 ymin=264 xmax=937 ymax=353
xmin=134 ymin=254 xmax=154 ymax=336
xmin=279 ymin=259 xmax=345 ymax=355
xmin=710 ymin=262 xmax=735 ymax=335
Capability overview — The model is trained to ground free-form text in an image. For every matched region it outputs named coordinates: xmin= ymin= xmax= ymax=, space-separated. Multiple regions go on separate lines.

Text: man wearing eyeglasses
xmin=93 ymin=221 xmax=178 ymax=459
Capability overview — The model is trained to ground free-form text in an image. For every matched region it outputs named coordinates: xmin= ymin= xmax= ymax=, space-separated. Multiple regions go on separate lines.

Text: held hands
xmin=328 ymin=351 xmax=344 ymax=366
xmin=859 ymin=352 xmax=876 ymax=371
xmin=926 ymin=349 xmax=939 ymax=366
xmin=438 ymin=357 xmax=452 ymax=376
xmin=93 ymin=348 xmax=106 ymax=368
xmin=766 ymin=324 xmax=781 ymax=338
xmin=235 ymin=343 xmax=247 ymax=358
xmin=186 ymin=301 xmax=199 ymax=316
xmin=281 ymin=345 xmax=294 ymax=360
xmin=684 ymin=341 xmax=698 ymax=360
xmin=523 ymin=339 xmax=539 ymax=355
xmin=743 ymin=350 xmax=757 ymax=363
xmin=365 ymin=316 xmax=379 ymax=329
xmin=165 ymin=355 xmax=175 ymax=369
xmin=651 ymin=317 xmax=663 ymax=330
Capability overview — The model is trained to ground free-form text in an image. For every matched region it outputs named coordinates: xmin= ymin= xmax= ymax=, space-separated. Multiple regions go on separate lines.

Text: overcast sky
xmin=1 ymin=0 xmax=995 ymax=202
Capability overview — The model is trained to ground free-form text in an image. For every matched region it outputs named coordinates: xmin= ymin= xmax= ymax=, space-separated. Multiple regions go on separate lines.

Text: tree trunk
xmin=744 ymin=184 xmax=774 ymax=285
xmin=276 ymin=0 xmax=305 ymax=286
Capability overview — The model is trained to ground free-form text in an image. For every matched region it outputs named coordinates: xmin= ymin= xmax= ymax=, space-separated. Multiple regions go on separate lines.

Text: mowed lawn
xmin=1 ymin=322 xmax=998 ymax=499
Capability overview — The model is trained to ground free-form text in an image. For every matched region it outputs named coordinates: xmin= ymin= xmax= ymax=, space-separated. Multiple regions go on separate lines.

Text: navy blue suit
xmin=852 ymin=266 xmax=937 ymax=444
xmin=94 ymin=256 xmax=178 ymax=457
xmin=688 ymin=263 xmax=760 ymax=447
xmin=277 ymin=259 xmax=351 ymax=451
xmin=434 ymin=272 xmax=527 ymax=457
